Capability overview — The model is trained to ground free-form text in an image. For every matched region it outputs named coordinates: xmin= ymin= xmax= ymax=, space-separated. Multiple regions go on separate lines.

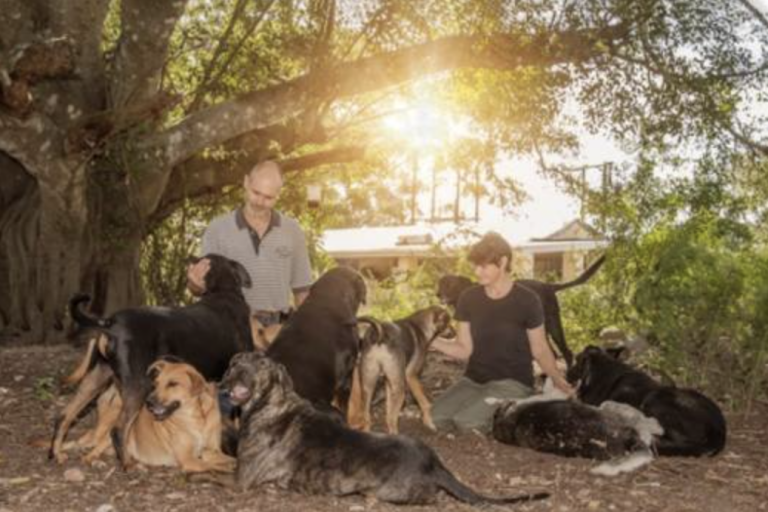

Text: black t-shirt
xmin=455 ymin=283 xmax=544 ymax=387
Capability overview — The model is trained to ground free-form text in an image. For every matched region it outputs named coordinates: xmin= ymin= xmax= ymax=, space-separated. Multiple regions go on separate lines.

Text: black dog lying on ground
xmin=266 ymin=266 xmax=367 ymax=413
xmin=219 ymin=352 xmax=549 ymax=505
xmin=567 ymin=346 xmax=727 ymax=457
xmin=50 ymin=254 xmax=253 ymax=467
xmin=437 ymin=255 xmax=605 ymax=367
xmin=493 ymin=394 xmax=663 ymax=475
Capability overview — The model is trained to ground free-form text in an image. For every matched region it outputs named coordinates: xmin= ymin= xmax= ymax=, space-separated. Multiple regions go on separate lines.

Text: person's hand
xmin=187 ymin=258 xmax=210 ymax=296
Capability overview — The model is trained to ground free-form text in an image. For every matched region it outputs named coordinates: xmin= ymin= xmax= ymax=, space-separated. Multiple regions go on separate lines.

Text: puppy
xmin=437 ymin=255 xmax=605 ymax=367
xmin=65 ymin=360 xmax=235 ymax=472
xmin=220 ymin=352 xmax=549 ymax=505
xmin=50 ymin=253 xmax=253 ymax=467
xmin=267 ymin=266 xmax=366 ymax=412
xmin=568 ymin=346 xmax=727 ymax=457
xmin=351 ymin=306 xmax=455 ymax=434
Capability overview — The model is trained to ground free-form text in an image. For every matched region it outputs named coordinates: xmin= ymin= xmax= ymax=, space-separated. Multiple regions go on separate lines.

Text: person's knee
xmin=430 ymin=400 xmax=457 ymax=431
xmin=452 ymin=405 xmax=496 ymax=433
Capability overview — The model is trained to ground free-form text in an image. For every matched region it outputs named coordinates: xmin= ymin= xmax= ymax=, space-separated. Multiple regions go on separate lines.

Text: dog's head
xmin=220 ymin=352 xmax=293 ymax=409
xmin=567 ymin=345 xmax=633 ymax=400
xmin=188 ymin=254 xmax=252 ymax=294
xmin=437 ymin=275 xmax=474 ymax=309
xmin=145 ymin=358 xmax=208 ymax=421
xmin=309 ymin=266 xmax=367 ymax=315
xmin=415 ymin=305 xmax=456 ymax=341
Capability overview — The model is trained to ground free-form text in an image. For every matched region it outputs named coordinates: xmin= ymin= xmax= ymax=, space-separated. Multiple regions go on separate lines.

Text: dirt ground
xmin=0 ymin=343 xmax=766 ymax=512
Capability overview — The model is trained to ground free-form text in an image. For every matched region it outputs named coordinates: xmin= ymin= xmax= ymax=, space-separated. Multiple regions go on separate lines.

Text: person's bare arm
xmin=430 ymin=321 xmax=473 ymax=361
xmin=528 ymin=325 xmax=574 ymax=395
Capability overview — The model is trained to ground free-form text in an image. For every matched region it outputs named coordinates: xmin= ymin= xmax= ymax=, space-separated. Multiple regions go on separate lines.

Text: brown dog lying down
xmin=350 ymin=306 xmax=455 ymax=434
xmin=62 ymin=359 xmax=234 ymax=473
xmin=213 ymin=352 xmax=549 ymax=505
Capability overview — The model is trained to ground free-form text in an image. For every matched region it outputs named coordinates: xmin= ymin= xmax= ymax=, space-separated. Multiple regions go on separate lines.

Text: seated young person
xmin=430 ymin=232 xmax=574 ymax=433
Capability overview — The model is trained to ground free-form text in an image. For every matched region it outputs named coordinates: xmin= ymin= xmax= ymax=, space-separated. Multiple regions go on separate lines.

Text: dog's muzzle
xmin=146 ymin=397 xmax=181 ymax=421
xmin=228 ymin=383 xmax=252 ymax=405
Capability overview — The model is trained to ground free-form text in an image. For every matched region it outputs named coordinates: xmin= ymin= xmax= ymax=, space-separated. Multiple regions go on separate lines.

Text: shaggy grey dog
xmin=221 ymin=352 xmax=549 ymax=505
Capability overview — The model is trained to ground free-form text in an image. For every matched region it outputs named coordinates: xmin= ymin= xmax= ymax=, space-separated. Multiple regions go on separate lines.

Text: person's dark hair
xmin=468 ymin=232 xmax=512 ymax=272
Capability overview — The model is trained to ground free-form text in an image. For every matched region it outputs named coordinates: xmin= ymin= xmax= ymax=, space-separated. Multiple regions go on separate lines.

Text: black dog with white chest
xmin=567 ymin=346 xmax=727 ymax=457
xmin=266 ymin=266 xmax=366 ymax=412
xmin=50 ymin=253 xmax=253 ymax=467
xmin=222 ymin=352 xmax=549 ymax=505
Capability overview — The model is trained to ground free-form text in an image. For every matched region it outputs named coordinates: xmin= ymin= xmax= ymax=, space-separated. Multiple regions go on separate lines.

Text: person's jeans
xmin=431 ymin=377 xmax=533 ymax=433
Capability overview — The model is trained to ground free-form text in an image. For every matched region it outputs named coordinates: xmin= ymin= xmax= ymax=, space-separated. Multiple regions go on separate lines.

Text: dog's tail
xmin=434 ymin=459 xmax=549 ymax=505
xmin=355 ymin=316 xmax=383 ymax=351
xmin=548 ymin=254 xmax=606 ymax=293
xmin=69 ymin=294 xmax=112 ymax=330
xmin=61 ymin=334 xmax=110 ymax=385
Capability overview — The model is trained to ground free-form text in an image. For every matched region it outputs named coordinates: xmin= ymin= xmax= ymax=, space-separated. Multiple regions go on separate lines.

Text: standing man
xmin=429 ymin=232 xmax=574 ymax=433
xmin=188 ymin=161 xmax=313 ymax=327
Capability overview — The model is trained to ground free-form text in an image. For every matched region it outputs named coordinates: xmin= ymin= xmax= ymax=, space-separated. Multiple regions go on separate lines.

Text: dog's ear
xmin=605 ymin=345 xmax=628 ymax=361
xmin=229 ymin=260 xmax=252 ymax=289
xmin=274 ymin=362 xmax=294 ymax=392
xmin=184 ymin=366 xmax=207 ymax=396
xmin=148 ymin=360 xmax=168 ymax=380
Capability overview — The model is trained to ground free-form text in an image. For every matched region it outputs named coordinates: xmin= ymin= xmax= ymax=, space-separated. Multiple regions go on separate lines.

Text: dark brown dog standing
xmin=50 ymin=254 xmax=253 ymax=467
xmin=350 ymin=306 xmax=455 ymax=434
xmin=220 ymin=352 xmax=549 ymax=505
xmin=437 ymin=254 xmax=605 ymax=367
xmin=266 ymin=266 xmax=366 ymax=413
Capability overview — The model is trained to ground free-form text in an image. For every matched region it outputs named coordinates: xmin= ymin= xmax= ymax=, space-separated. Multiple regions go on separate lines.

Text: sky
xmin=370 ymin=0 xmax=768 ymax=242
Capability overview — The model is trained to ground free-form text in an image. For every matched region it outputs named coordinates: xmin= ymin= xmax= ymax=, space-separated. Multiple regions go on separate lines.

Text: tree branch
xmin=152 ymin=145 xmax=365 ymax=223
xmin=145 ymin=22 xmax=633 ymax=169
xmin=110 ymin=0 xmax=189 ymax=108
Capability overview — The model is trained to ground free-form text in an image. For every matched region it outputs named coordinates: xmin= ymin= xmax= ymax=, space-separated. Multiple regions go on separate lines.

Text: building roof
xmin=321 ymin=219 xmax=609 ymax=259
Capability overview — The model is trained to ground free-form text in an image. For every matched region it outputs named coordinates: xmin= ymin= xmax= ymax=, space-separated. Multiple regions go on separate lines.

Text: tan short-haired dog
xmin=65 ymin=359 xmax=234 ymax=473
xmin=348 ymin=306 xmax=455 ymax=434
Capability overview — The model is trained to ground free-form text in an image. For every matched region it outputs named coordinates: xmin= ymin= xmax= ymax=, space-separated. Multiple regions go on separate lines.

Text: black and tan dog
xmin=350 ymin=306 xmax=455 ymax=434
xmin=50 ymin=254 xmax=253 ymax=467
xmin=218 ymin=352 xmax=548 ymax=505
xmin=266 ymin=266 xmax=366 ymax=413
xmin=437 ymin=255 xmax=605 ymax=367
xmin=567 ymin=346 xmax=727 ymax=457
xmin=61 ymin=359 xmax=235 ymax=472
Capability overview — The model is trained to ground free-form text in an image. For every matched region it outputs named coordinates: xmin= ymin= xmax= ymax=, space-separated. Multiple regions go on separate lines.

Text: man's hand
xmin=187 ymin=258 xmax=210 ymax=296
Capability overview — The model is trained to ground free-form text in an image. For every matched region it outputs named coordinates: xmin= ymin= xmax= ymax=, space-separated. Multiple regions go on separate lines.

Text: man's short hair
xmin=248 ymin=160 xmax=283 ymax=181
xmin=468 ymin=232 xmax=512 ymax=272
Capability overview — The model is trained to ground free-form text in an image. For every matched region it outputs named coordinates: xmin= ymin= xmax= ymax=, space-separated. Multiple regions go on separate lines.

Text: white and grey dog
xmin=491 ymin=379 xmax=663 ymax=476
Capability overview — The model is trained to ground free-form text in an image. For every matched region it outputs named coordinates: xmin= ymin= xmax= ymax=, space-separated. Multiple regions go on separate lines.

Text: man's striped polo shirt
xmin=201 ymin=208 xmax=312 ymax=312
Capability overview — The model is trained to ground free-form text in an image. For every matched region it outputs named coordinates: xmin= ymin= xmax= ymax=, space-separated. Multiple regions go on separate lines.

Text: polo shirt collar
xmin=235 ymin=208 xmax=282 ymax=231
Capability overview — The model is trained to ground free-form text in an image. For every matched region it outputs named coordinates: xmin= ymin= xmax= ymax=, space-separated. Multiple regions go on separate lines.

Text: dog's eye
xmin=167 ymin=381 xmax=179 ymax=388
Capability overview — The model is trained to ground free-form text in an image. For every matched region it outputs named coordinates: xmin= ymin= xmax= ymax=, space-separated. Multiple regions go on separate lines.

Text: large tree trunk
xmin=0 ymin=0 xmax=648 ymax=344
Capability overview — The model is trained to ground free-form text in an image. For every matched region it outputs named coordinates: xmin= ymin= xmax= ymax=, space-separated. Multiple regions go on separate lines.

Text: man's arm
xmin=430 ymin=321 xmax=473 ymax=361
xmin=290 ymin=223 xmax=313 ymax=306
xmin=528 ymin=325 xmax=574 ymax=395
